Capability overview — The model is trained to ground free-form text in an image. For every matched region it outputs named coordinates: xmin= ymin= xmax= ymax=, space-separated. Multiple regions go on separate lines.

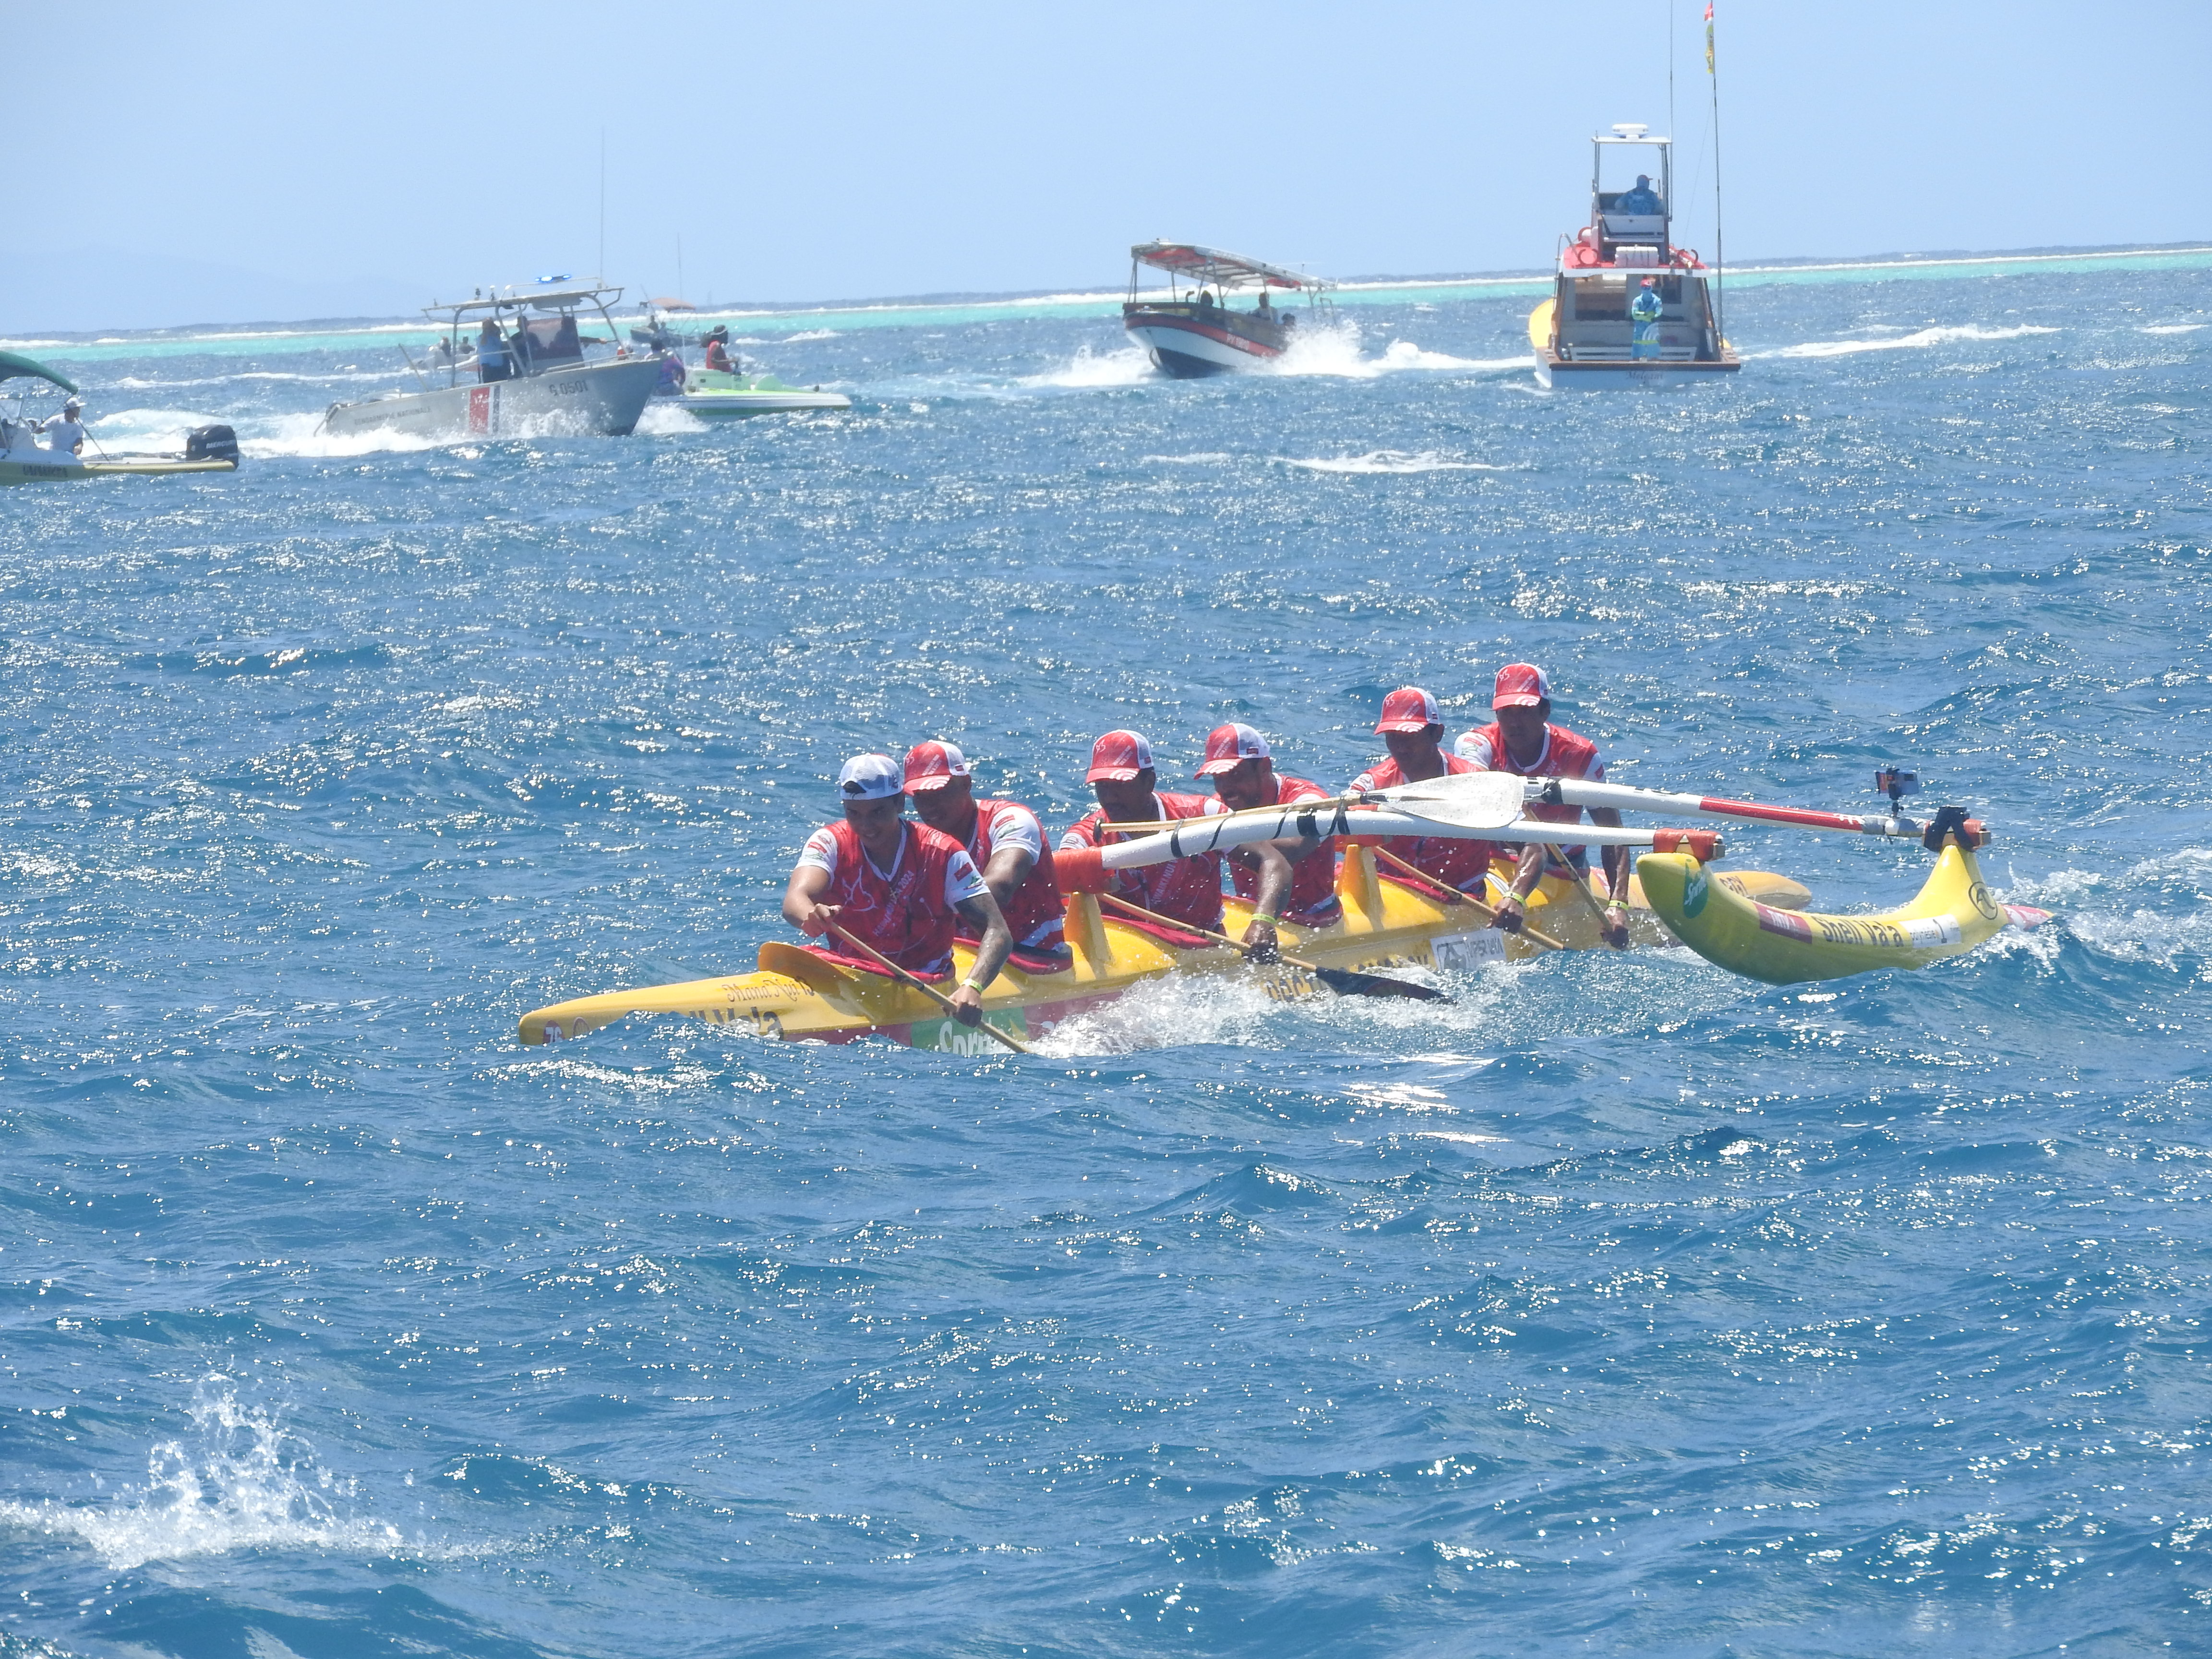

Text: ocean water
xmin=2 ymin=258 xmax=2209 ymax=1659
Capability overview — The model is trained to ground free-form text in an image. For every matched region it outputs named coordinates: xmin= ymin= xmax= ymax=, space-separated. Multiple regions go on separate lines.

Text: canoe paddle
xmin=1093 ymin=892 xmax=1450 ymax=1004
xmin=1368 ymin=844 xmax=1568 ymax=952
xmin=1102 ymin=770 xmax=1527 ymax=836
xmin=822 ymin=921 xmax=1034 ymax=1055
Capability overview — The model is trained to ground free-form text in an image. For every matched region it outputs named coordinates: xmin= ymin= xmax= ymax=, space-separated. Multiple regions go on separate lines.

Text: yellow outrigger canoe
xmin=519 ymin=845 xmax=1812 ymax=1052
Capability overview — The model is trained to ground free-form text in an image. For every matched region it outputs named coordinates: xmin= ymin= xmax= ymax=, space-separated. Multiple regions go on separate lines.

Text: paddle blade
xmin=1313 ymin=964 xmax=1453 ymax=1003
xmin=1378 ymin=772 xmax=1526 ymax=830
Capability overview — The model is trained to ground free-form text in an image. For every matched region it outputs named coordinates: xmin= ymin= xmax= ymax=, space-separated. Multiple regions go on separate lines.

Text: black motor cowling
xmin=185 ymin=424 xmax=240 ymax=464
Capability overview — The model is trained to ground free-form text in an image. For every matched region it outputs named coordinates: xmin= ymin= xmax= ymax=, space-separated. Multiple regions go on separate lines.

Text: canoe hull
xmin=519 ymin=847 xmax=1815 ymax=1050
xmin=1637 ymin=842 xmax=2049 ymax=985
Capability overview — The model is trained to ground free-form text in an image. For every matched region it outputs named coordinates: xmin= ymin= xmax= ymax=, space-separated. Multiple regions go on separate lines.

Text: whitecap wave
xmin=2139 ymin=323 xmax=2206 ymax=335
xmin=635 ymin=401 xmax=709 ymax=435
xmin=0 ymin=1378 xmax=469 ymax=1571
xmin=778 ymin=329 xmax=840 ymax=343
xmin=1274 ymin=450 xmax=1515 ymax=475
xmin=1769 ymin=323 xmax=2060 ymax=359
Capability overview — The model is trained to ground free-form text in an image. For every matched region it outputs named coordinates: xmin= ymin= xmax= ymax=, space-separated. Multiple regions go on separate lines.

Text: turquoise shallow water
xmin=1 ymin=261 xmax=2210 ymax=1658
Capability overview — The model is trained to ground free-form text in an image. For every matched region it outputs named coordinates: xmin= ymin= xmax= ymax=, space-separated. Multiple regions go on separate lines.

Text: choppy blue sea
xmin=2 ymin=256 xmax=2209 ymax=1659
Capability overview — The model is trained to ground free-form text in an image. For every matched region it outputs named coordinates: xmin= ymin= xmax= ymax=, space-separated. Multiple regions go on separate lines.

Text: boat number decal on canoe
xmin=1682 ymin=868 xmax=1710 ymax=917
xmin=1753 ymin=902 xmax=1814 ymax=940
xmin=1900 ymin=915 xmax=1965 ymax=948
xmin=1431 ymin=931 xmax=1507 ymax=971
xmin=1967 ymin=880 xmax=2001 ymax=922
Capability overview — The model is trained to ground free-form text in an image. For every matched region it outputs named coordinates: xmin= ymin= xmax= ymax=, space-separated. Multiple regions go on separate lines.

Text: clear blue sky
xmin=7 ymin=0 xmax=2207 ymax=331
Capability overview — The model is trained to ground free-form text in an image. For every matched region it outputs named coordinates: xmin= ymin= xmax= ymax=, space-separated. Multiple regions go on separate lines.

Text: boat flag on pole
xmin=1704 ymin=1 xmax=1716 ymax=73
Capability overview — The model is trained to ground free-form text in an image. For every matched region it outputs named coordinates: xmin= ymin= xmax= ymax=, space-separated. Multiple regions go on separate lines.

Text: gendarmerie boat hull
xmin=320 ymin=355 xmax=665 ymax=441
xmin=519 ymin=845 xmax=1813 ymax=1052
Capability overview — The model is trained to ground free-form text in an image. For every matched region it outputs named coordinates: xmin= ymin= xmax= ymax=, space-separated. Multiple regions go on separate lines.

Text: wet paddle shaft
xmin=823 ymin=921 xmax=1034 ymax=1054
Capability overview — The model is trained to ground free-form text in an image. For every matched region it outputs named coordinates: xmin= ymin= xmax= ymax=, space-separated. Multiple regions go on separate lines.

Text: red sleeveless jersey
xmin=1061 ymin=790 xmax=1225 ymax=934
xmin=816 ymin=819 xmax=972 ymax=977
xmin=1346 ymin=752 xmax=1493 ymax=894
xmin=1456 ymin=721 xmax=1605 ymax=867
xmin=956 ymin=798 xmax=1066 ymax=956
xmin=1205 ymin=772 xmax=1341 ymax=921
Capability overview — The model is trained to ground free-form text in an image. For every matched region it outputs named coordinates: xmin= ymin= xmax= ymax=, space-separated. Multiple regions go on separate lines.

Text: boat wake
xmin=0 ymin=1377 xmax=472 ymax=1572
xmin=635 ymin=402 xmax=709 ymax=435
xmin=1265 ymin=323 xmax=1526 ymax=379
xmin=1030 ymin=963 xmax=1476 ymax=1057
xmin=1770 ymin=322 xmax=2060 ymax=359
xmin=1024 ymin=345 xmax=1157 ymax=389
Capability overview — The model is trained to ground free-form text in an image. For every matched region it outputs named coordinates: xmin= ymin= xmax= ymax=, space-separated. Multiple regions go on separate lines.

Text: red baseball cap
xmin=1195 ymin=722 xmax=1270 ymax=777
xmin=1492 ymin=663 xmax=1552 ymax=709
xmin=1374 ymin=686 xmax=1443 ymax=733
xmin=1085 ymin=729 xmax=1155 ymax=782
xmin=902 ymin=739 xmax=971 ymax=793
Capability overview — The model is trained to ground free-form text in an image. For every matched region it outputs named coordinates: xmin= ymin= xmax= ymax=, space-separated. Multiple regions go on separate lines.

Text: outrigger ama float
xmin=518 ymin=770 xmax=2047 ymax=1054
xmin=1122 ymin=242 xmax=1333 ymax=378
xmin=1528 ymin=124 xmax=1740 ymax=389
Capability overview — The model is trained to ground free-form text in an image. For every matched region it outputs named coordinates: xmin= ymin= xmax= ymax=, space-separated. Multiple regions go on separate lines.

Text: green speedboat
xmin=673 ymin=366 xmax=852 ymax=416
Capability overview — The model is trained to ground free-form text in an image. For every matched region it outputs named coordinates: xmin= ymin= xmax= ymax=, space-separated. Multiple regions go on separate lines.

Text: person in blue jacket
xmin=1629 ymin=276 xmax=1664 ymax=360
xmin=1618 ymin=174 xmax=1662 ymax=215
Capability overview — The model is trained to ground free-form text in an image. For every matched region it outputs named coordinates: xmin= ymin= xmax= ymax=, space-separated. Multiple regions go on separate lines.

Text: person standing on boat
xmin=39 ymin=398 xmax=86 ymax=456
xmin=1629 ymin=276 xmax=1664 ymax=361
xmin=782 ymin=753 xmax=1014 ymax=1024
xmin=1346 ymin=687 xmax=1494 ymax=899
xmin=1198 ymin=723 xmax=1339 ymax=930
xmin=1456 ymin=663 xmax=1631 ymax=950
xmin=902 ymin=739 xmax=1070 ymax=973
xmin=477 ymin=321 xmax=511 ymax=384
xmin=703 ymin=325 xmax=737 ymax=373
xmin=1060 ymin=729 xmax=1290 ymax=951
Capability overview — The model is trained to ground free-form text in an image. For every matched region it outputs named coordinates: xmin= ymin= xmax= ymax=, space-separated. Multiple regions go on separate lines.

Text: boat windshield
xmin=411 ymin=284 xmax=638 ymax=389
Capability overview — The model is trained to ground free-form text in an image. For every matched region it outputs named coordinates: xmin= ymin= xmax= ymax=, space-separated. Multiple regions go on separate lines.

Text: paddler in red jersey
xmin=1457 ymin=662 xmax=1631 ymax=950
xmin=902 ymin=739 xmax=1070 ymax=973
xmin=1058 ymin=729 xmax=1292 ymax=954
xmin=1197 ymin=722 xmax=1340 ymax=931
xmin=781 ymin=753 xmax=1015 ymax=1024
xmin=1345 ymin=686 xmax=1495 ymax=898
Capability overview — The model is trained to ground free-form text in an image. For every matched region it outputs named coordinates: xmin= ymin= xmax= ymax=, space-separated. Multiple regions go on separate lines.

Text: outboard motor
xmin=185 ymin=424 xmax=240 ymax=464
